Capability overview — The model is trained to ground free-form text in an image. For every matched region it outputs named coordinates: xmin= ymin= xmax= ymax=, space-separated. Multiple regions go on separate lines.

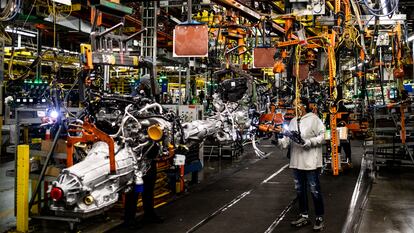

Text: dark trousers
xmin=293 ymin=169 xmax=324 ymax=217
xmin=339 ymin=140 xmax=352 ymax=162
xmin=124 ymin=160 xmax=157 ymax=224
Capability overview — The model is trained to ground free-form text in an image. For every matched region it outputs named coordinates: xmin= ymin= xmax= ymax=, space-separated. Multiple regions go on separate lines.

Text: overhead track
xmin=212 ymin=0 xmax=298 ymax=39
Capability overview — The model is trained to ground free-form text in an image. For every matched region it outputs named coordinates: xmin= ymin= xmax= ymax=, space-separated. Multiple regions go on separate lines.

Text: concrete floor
xmin=109 ymin=142 xmax=362 ymax=233
xmin=358 ymin=167 xmax=414 ymax=233
xmin=0 ymin=161 xmax=16 ymax=233
xmin=2 ymin=141 xmax=414 ymax=233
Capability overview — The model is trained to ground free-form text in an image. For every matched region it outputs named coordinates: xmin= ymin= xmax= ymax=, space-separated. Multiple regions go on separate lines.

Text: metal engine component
xmin=50 ymin=142 xmax=137 ymax=218
xmin=181 ymin=120 xmax=218 ymax=140
xmin=48 ymin=79 xmax=267 ymax=218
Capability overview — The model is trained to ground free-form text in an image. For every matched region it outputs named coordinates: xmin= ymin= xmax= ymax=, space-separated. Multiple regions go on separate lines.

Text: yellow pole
xmin=16 ymin=145 xmax=29 ymax=233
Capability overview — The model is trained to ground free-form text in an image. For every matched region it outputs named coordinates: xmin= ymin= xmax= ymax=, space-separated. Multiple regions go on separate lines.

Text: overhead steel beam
xmin=212 ymin=0 xmax=298 ymax=39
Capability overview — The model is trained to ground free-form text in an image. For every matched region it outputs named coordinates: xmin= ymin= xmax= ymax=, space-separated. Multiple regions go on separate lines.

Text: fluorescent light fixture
xmin=5 ymin=27 xmax=36 ymax=38
xmin=170 ymin=16 xmax=182 ymax=24
xmin=112 ymin=48 xmax=135 ymax=52
xmin=52 ymin=0 xmax=71 ymax=5
xmin=408 ymin=34 xmax=414 ymax=42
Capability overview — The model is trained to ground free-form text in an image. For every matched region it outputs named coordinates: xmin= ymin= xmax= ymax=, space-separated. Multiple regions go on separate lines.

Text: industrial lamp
xmin=51 ymin=0 xmax=71 ymax=5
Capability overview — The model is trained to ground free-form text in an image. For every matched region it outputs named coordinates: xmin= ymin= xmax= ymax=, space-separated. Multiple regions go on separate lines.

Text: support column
xmin=36 ymin=29 xmax=42 ymax=80
xmin=16 ymin=145 xmax=30 ymax=233
xmin=185 ymin=0 xmax=192 ymax=104
xmin=0 ymin=38 xmax=4 ymax=157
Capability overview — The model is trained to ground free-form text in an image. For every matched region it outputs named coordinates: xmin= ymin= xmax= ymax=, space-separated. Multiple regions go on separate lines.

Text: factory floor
xmin=358 ymin=167 xmax=414 ymax=233
xmin=111 ymin=141 xmax=363 ymax=233
xmin=1 ymin=141 xmax=414 ymax=233
xmin=0 ymin=160 xmax=15 ymax=233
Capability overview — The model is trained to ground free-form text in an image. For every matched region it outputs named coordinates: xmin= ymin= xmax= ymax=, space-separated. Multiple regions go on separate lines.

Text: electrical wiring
xmin=362 ymin=0 xmax=399 ymax=17
xmin=349 ymin=0 xmax=369 ymax=60
xmin=363 ymin=0 xmax=391 ymax=13
xmin=329 ymin=99 xmax=348 ymax=114
xmin=23 ymin=0 xmax=37 ymax=28
xmin=0 ymin=0 xmax=21 ymax=21
xmin=8 ymin=49 xmax=55 ymax=81
xmin=336 ymin=24 xmax=361 ymax=50
xmin=61 ymin=71 xmax=81 ymax=118
xmin=52 ymin=0 xmax=56 ymax=48
xmin=312 ymin=0 xmax=324 ymax=14
xmin=0 ymin=24 xmax=12 ymax=43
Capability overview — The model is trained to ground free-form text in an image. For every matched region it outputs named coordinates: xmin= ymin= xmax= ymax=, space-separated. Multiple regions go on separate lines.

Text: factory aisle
xmin=0 ymin=161 xmax=16 ymax=233
xmin=358 ymin=167 xmax=414 ymax=233
xmin=112 ymin=142 xmax=363 ymax=233
xmin=0 ymin=142 xmax=365 ymax=233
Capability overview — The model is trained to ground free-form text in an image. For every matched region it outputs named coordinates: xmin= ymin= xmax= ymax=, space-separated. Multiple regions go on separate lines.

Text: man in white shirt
xmin=274 ymin=97 xmax=325 ymax=231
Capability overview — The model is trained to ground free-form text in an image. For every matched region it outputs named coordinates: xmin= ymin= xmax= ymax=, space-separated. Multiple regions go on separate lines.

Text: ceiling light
xmin=5 ymin=27 xmax=36 ymax=38
xmin=52 ymin=0 xmax=71 ymax=5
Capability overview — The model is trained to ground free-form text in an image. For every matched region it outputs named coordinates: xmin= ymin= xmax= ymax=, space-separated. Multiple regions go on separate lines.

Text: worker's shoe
xmin=290 ymin=214 xmax=310 ymax=228
xmin=313 ymin=217 xmax=325 ymax=231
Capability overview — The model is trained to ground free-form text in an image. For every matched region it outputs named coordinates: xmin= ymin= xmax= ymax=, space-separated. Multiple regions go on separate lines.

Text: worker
xmin=124 ymin=146 xmax=165 ymax=228
xmin=337 ymin=101 xmax=352 ymax=167
xmin=338 ymin=121 xmax=352 ymax=166
xmin=199 ymin=90 xmax=205 ymax=104
xmin=124 ymin=74 xmax=164 ymax=229
xmin=132 ymin=74 xmax=161 ymax=102
xmin=273 ymin=97 xmax=326 ymax=231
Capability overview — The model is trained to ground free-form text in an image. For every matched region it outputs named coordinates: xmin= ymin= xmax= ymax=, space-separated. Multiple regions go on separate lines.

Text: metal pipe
xmin=104 ymin=65 xmax=110 ymax=92
xmin=0 ymin=39 xmax=4 ymax=158
xmin=186 ymin=60 xmax=191 ymax=104
xmin=379 ymin=47 xmax=385 ymax=105
xmin=29 ymin=125 xmax=63 ymax=211
xmin=36 ymin=29 xmax=42 ymax=80
xmin=179 ymin=64 xmax=182 ymax=105
xmin=152 ymin=3 xmax=158 ymax=102
xmin=125 ymin=28 xmax=148 ymax=42
xmin=188 ymin=0 xmax=192 ymax=22
xmin=96 ymin=22 xmax=124 ymax=37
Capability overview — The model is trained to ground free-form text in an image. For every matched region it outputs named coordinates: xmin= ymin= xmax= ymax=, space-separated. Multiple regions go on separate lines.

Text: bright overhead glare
xmin=52 ymin=0 xmax=71 ymax=5
xmin=50 ymin=110 xmax=59 ymax=119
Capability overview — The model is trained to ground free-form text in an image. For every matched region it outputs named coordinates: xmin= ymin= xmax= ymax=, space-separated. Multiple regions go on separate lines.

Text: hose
xmin=349 ymin=0 xmax=369 ymax=61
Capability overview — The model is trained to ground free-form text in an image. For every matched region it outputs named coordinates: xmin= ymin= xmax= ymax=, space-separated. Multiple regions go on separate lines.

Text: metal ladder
xmin=141 ymin=1 xmax=157 ymax=77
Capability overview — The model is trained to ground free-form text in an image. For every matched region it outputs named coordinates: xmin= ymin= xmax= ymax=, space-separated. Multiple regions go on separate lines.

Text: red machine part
xmin=50 ymin=187 xmax=63 ymax=201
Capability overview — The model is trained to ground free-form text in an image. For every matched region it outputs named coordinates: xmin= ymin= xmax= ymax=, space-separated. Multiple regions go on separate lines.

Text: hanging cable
xmin=0 ymin=0 xmax=21 ymax=21
xmin=362 ymin=0 xmax=399 ymax=17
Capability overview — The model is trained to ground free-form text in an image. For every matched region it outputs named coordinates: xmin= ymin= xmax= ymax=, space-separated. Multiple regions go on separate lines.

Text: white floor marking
xmin=262 ymin=164 xmax=289 ymax=184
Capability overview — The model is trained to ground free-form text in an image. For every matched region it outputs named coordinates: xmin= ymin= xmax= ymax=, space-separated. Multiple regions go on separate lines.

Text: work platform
xmin=1 ymin=141 xmax=414 ymax=233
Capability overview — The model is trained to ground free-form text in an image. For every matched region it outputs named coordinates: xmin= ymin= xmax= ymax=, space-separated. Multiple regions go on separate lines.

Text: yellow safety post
xmin=16 ymin=145 xmax=29 ymax=233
